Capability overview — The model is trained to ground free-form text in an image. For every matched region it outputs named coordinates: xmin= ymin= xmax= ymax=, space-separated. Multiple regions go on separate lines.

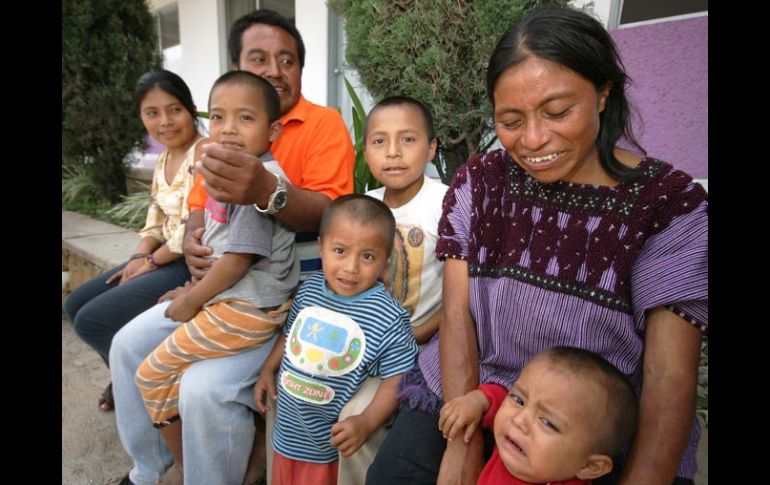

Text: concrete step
xmin=62 ymin=210 xmax=139 ymax=292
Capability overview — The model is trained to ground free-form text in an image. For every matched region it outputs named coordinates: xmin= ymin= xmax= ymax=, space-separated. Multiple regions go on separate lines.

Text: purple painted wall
xmin=145 ymin=135 xmax=165 ymax=154
xmin=610 ymin=15 xmax=708 ymax=179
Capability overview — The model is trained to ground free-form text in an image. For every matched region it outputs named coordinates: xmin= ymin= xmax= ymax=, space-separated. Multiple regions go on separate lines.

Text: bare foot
xmin=156 ymin=462 xmax=183 ymax=485
xmin=242 ymin=417 xmax=267 ymax=485
xmin=98 ymin=383 xmax=114 ymax=412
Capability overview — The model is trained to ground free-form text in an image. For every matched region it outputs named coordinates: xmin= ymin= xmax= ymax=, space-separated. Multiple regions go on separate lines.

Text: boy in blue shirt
xmin=254 ymin=194 xmax=418 ymax=484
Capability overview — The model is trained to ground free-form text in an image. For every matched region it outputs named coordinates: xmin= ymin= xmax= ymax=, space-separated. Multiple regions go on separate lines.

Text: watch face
xmin=273 ymin=190 xmax=288 ymax=210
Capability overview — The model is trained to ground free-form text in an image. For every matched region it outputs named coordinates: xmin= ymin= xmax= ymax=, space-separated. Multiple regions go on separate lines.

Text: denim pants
xmin=366 ymin=404 xmax=494 ymax=485
xmin=63 ymin=258 xmax=190 ymax=365
xmin=110 ymin=301 xmax=277 ymax=485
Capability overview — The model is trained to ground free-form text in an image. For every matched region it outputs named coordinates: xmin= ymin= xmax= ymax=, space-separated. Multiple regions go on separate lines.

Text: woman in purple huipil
xmin=367 ymin=7 xmax=707 ymax=485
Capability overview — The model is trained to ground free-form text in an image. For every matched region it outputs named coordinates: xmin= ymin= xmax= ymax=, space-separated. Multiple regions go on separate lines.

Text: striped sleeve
xmin=368 ymin=307 xmax=418 ymax=379
xmin=631 ymin=199 xmax=708 ymax=332
xmin=436 ymin=159 xmax=475 ymax=260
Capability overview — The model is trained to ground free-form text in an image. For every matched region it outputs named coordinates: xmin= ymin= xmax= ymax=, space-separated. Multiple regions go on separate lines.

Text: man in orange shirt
xmin=110 ymin=9 xmax=354 ymax=485
xmin=186 ymin=10 xmax=354 ymax=281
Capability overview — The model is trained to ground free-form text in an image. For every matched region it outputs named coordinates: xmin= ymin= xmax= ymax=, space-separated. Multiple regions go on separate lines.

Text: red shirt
xmin=476 ymin=384 xmax=592 ymax=485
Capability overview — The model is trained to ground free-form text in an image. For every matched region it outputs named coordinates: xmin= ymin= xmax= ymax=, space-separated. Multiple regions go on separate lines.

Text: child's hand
xmin=164 ymin=294 xmax=199 ymax=322
xmin=329 ymin=414 xmax=374 ymax=457
xmin=438 ymin=390 xmax=489 ymax=443
xmin=253 ymin=366 xmax=278 ymax=413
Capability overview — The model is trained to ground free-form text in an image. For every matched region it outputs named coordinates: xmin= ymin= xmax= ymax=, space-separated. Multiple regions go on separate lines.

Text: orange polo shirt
xmin=187 ymin=95 xmax=354 ymax=211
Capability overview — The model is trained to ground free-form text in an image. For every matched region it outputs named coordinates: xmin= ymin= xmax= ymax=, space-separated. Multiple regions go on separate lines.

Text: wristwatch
xmin=254 ymin=172 xmax=288 ymax=215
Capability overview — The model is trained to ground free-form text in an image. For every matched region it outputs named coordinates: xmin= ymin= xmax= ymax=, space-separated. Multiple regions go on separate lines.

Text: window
xmin=617 ymin=0 xmax=707 ymax=27
xmin=225 ymin=0 xmax=295 ymax=34
xmin=157 ymin=4 xmax=180 ymax=50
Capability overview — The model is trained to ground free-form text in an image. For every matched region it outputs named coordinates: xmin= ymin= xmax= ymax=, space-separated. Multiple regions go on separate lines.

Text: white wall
xmin=295 ymin=0 xmax=329 ymax=105
xmin=150 ymin=0 xmax=226 ymax=115
xmin=178 ymin=0 xmax=224 ymax=113
xmin=570 ymin=0 xmax=616 ymax=26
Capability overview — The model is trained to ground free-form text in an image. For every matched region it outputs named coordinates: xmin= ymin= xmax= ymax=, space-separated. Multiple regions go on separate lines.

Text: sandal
xmin=98 ymin=382 xmax=115 ymax=412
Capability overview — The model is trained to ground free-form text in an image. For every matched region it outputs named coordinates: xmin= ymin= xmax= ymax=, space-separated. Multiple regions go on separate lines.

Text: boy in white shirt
xmin=338 ymin=96 xmax=449 ymax=484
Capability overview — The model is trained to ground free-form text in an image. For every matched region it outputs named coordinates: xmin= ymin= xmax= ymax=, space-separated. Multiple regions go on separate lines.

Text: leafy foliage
xmin=345 ymin=78 xmax=382 ymax=194
xmin=329 ymin=0 xmax=567 ymax=183
xmin=62 ymin=0 xmax=161 ymax=203
xmin=62 ymin=166 xmax=150 ymax=231
xmin=106 ymin=183 xmax=153 ymax=230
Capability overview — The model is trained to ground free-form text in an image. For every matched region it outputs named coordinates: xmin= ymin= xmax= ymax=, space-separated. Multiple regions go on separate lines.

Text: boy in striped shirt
xmin=253 ymin=194 xmax=418 ymax=485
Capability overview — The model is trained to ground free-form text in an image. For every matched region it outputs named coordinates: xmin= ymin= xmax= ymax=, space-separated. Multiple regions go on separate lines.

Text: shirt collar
xmin=279 ymin=95 xmax=311 ymax=124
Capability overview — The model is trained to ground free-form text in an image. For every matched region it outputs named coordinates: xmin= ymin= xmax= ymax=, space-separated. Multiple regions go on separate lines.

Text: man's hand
xmin=196 ymin=142 xmax=276 ymax=206
xmin=158 ymin=281 xmax=193 ymax=303
xmin=183 ymin=224 xmax=214 ymax=280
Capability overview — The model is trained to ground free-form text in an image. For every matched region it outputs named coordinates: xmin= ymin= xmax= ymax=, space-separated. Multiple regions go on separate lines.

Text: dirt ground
xmin=61 ymin=311 xmax=707 ymax=485
xmin=62 ymin=314 xmax=131 ymax=485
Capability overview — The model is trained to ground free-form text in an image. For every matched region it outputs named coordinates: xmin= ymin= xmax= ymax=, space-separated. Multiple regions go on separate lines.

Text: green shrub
xmin=62 ymin=0 xmax=161 ymax=203
xmin=62 ymin=166 xmax=150 ymax=231
xmin=329 ymin=0 xmax=567 ymax=183
xmin=105 ymin=183 xmax=152 ymax=230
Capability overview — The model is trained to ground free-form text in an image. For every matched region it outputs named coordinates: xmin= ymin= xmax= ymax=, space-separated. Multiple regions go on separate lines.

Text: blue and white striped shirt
xmin=272 ymin=271 xmax=418 ymax=463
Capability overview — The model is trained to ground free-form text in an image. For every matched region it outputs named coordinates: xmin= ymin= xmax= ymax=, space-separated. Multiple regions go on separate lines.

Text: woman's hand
xmin=618 ymin=307 xmax=703 ymax=484
xmin=106 ymin=258 xmax=149 ymax=285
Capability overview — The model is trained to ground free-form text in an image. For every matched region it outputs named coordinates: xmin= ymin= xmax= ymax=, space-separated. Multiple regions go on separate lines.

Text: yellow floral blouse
xmin=138 ymin=138 xmax=203 ymax=254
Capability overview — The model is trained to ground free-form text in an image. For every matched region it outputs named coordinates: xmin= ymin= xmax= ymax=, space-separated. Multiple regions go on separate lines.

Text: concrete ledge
xmin=62 ymin=211 xmax=139 ymax=292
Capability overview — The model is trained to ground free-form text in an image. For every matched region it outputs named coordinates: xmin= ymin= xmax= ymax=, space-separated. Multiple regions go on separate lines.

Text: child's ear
xmin=269 ymin=121 xmax=283 ymax=143
xmin=427 ymin=138 xmax=438 ymax=162
xmin=575 ymin=454 xmax=613 ymax=480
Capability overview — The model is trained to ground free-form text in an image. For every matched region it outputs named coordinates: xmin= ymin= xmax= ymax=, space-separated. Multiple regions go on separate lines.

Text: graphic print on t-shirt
xmin=385 ymin=224 xmax=425 ymax=317
xmin=285 ymin=306 xmax=366 ymax=376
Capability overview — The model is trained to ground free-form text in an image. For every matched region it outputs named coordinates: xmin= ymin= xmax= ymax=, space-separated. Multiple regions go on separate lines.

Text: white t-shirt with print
xmin=367 ymin=176 xmax=448 ymax=326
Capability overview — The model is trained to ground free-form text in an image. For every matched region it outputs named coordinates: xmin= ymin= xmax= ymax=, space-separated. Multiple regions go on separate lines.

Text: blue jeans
xmin=110 ymin=301 xmax=277 ymax=485
xmin=366 ymin=404 xmax=494 ymax=485
xmin=64 ymin=259 xmax=190 ymax=365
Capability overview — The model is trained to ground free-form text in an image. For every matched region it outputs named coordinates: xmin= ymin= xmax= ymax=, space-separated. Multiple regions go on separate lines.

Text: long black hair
xmin=134 ymin=69 xmax=199 ymax=126
xmin=487 ymin=7 xmax=645 ymax=181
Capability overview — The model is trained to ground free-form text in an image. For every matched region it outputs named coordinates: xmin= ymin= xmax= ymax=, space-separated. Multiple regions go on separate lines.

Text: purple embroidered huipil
xmin=415 ymin=149 xmax=708 ymax=478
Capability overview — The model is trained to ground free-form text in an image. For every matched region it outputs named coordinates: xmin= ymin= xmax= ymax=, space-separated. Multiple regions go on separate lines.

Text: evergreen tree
xmin=330 ymin=0 xmax=567 ymax=183
xmin=63 ymin=0 xmax=161 ymax=202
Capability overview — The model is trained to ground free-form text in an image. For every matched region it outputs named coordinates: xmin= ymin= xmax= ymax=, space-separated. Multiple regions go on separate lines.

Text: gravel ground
xmin=62 ymin=314 xmax=131 ymax=485
xmin=62 ymin=312 xmax=708 ymax=484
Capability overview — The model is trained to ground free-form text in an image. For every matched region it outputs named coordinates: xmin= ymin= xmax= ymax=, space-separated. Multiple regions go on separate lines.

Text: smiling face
xmin=208 ymin=82 xmax=282 ymax=157
xmin=493 ymin=356 xmax=611 ymax=482
xmin=237 ymin=23 xmax=302 ymax=115
xmin=365 ymin=104 xmax=437 ymax=203
xmin=139 ymin=87 xmax=197 ymax=151
xmin=493 ymin=56 xmax=610 ymax=185
xmin=319 ymin=214 xmax=390 ymax=297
